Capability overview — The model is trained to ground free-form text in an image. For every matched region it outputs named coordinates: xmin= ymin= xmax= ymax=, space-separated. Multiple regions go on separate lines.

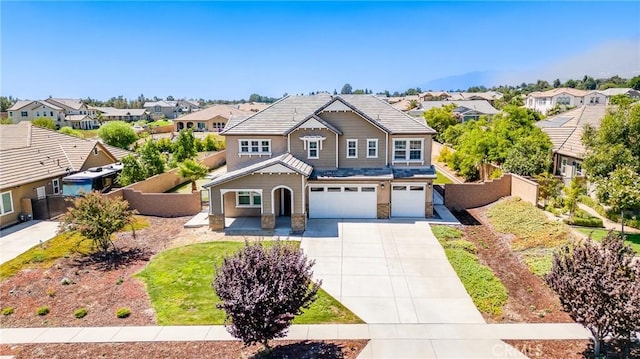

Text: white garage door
xmin=309 ymin=185 xmax=377 ymax=218
xmin=392 ymin=184 xmax=425 ymax=218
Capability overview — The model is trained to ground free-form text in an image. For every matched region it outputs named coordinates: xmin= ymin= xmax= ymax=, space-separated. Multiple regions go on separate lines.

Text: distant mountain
xmin=419 ymin=71 xmax=500 ymax=92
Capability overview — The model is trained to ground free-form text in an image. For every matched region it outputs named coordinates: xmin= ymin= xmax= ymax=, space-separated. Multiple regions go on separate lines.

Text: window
xmin=236 ymin=191 xmax=261 ymax=207
xmin=50 ymin=111 xmax=54 ymax=116
xmin=367 ymin=139 xmax=378 ymax=158
xmin=0 ymin=191 xmax=13 ymax=215
xmin=393 ymin=139 xmax=423 ymax=162
xmin=346 ymin=139 xmax=358 ymax=158
xmin=310 ymin=187 xmax=324 ymax=192
xmin=238 ymin=139 xmax=270 ymax=155
xmin=361 ymin=187 xmax=375 ymax=192
xmin=327 ymin=187 xmax=341 ymax=192
xmin=557 ymin=97 xmax=571 ymax=105
xmin=36 ymin=112 xmax=40 ymax=117
xmin=21 ymin=111 xmax=27 ymax=117
xmin=8 ymin=112 xmax=12 ymax=117
xmin=344 ymin=187 xmax=358 ymax=192
xmin=308 ymin=140 xmax=319 ymax=159
xmin=52 ymin=178 xmax=60 ymax=195
xmin=575 ymin=161 xmax=583 ymax=176
xmin=154 ymin=106 xmax=161 ymax=113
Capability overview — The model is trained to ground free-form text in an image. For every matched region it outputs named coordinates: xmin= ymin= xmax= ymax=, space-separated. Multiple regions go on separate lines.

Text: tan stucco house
xmin=0 ymin=123 xmax=129 ymax=228
xmin=174 ymin=105 xmax=250 ymax=132
xmin=204 ymin=94 xmax=437 ymax=232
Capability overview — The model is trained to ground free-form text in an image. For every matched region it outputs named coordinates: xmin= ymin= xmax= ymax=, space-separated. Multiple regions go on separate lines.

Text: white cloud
xmin=496 ymin=38 xmax=640 ymax=84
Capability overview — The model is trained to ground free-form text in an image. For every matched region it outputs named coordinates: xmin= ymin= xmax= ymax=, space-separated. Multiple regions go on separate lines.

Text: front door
xmin=281 ymin=189 xmax=292 ymax=216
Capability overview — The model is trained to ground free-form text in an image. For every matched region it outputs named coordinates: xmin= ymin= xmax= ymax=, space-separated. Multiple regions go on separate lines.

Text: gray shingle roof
xmin=222 ymin=94 xmax=435 ymax=136
xmin=203 ymin=153 xmax=312 ymax=187
xmin=7 ymin=100 xmax=35 ymax=111
xmin=412 ymin=100 xmax=499 ymax=117
xmin=0 ymin=123 xmax=130 ymax=189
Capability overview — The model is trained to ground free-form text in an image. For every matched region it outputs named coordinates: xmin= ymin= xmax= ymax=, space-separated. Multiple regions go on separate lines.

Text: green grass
xmin=575 ymin=228 xmax=640 ymax=254
xmin=0 ymin=216 xmax=149 ymax=281
xmin=434 ymin=170 xmax=454 ymax=185
xmin=432 ymin=225 xmax=508 ymax=317
xmin=77 ymin=129 xmax=99 ymax=139
xmin=147 ymin=120 xmax=172 ymax=127
xmin=167 ymin=178 xmax=211 ymax=202
xmin=136 ymin=241 xmax=363 ymax=325
xmin=487 ymin=198 xmax=569 ymax=251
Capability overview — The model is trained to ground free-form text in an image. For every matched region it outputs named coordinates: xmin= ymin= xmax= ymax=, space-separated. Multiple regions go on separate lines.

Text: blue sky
xmin=2 ymin=1 xmax=639 ymax=100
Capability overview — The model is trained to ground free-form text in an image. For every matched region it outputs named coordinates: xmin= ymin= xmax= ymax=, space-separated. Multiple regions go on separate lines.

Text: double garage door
xmin=308 ymin=183 xmax=427 ymax=219
xmin=309 ymin=185 xmax=377 ymax=218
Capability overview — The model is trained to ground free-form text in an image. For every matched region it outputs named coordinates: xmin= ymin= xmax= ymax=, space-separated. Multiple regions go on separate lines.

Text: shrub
xmin=565 ymin=217 xmax=604 ymax=228
xmin=213 ymin=241 xmax=321 ymax=350
xmin=489 ymin=168 xmax=503 ymax=180
xmin=37 ymin=306 xmax=50 ymax=316
xmin=2 ymin=307 xmax=15 ymax=316
xmin=546 ymin=234 xmax=640 ymax=357
xmin=98 ymin=121 xmax=138 ymax=149
xmin=46 ymin=287 xmax=56 ymax=297
xmin=74 ymin=307 xmax=88 ymax=319
xmin=116 ymin=307 xmax=131 ymax=318
xmin=438 ymin=145 xmax=453 ymax=164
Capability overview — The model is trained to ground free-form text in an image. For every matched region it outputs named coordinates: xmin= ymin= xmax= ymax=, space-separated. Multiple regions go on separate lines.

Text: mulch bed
xmin=0 ymin=340 xmax=369 ymax=359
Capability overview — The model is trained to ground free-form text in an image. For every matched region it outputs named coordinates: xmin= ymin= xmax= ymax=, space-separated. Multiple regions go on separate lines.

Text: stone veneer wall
xmin=377 ymin=203 xmax=390 ymax=219
xmin=291 ymin=214 xmax=306 ymax=233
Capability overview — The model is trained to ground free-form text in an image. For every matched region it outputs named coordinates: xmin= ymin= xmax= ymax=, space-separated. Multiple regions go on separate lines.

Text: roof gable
xmin=203 ymin=153 xmax=312 ymax=187
xmin=315 ymin=96 xmax=389 ymax=134
xmin=284 ymin=114 xmax=343 ymax=135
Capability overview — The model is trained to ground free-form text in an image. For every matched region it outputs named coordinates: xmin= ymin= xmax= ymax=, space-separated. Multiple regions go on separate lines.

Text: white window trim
xmin=0 ymin=191 xmax=14 ymax=215
xmin=236 ymin=191 xmax=262 ymax=208
xmin=308 ymin=140 xmax=319 ymax=159
xmin=367 ymin=138 xmax=378 ymax=158
xmin=346 ymin=139 xmax=358 ymax=159
xmin=238 ymin=139 xmax=272 ymax=157
xmin=392 ymin=138 xmax=424 ymax=164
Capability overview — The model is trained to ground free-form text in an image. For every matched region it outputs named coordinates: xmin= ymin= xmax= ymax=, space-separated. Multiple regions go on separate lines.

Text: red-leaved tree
xmin=213 ymin=241 xmax=321 ymax=350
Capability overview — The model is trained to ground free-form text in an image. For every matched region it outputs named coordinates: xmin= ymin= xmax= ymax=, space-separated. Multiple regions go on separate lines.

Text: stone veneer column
xmin=377 ymin=203 xmax=390 ymax=219
xmin=209 ymin=214 xmax=224 ymax=231
xmin=291 ymin=214 xmax=306 ymax=233
xmin=425 ymin=202 xmax=434 ymax=217
xmin=261 ymin=214 xmax=276 ymax=230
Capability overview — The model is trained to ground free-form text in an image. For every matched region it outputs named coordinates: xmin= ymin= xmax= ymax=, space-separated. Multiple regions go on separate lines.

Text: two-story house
xmin=8 ymin=98 xmax=98 ymax=129
xmin=174 ymin=105 xmax=250 ymax=132
xmin=204 ymin=94 xmax=437 ymax=232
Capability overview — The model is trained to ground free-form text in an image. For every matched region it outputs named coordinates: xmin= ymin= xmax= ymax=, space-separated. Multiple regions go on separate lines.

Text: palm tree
xmin=178 ymin=159 xmax=209 ymax=192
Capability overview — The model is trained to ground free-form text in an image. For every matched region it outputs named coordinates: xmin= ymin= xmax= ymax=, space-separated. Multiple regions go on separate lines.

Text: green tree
xmin=172 ymin=129 xmax=197 ymax=163
xmin=340 ymin=83 xmax=352 ymax=95
xmin=98 ymin=121 xmax=138 ymax=149
xmin=177 ymin=159 xmax=208 ymax=192
xmin=583 ymin=101 xmax=640 ymax=180
xmin=565 ymin=177 xmax=586 ymax=222
xmin=535 ymin=172 xmax=563 ymax=207
xmin=138 ymin=140 xmax=165 ymax=177
xmin=0 ymin=96 xmax=15 ymax=112
xmin=31 ymin=117 xmax=57 ymax=130
xmin=595 ymin=166 xmax=640 ymax=235
xmin=58 ymin=126 xmax=83 ymax=138
xmin=61 ymin=192 xmax=136 ymax=256
xmin=202 ymin=134 xmax=218 ymax=152
xmin=423 ymin=104 xmax=458 ymax=143
xmin=502 ymin=131 xmax=552 ymax=176
xmin=117 ymin=154 xmax=146 ymax=186
xmin=628 ymin=75 xmax=640 ymax=90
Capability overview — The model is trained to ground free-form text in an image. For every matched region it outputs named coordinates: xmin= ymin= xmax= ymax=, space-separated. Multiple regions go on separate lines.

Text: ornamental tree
xmin=596 ymin=166 xmax=640 ymax=235
xmin=61 ymin=192 xmax=137 ymax=255
xmin=177 ymin=159 xmax=208 ymax=192
xmin=546 ymin=234 xmax=640 ymax=357
xmin=213 ymin=241 xmax=321 ymax=350
xmin=98 ymin=121 xmax=138 ymax=149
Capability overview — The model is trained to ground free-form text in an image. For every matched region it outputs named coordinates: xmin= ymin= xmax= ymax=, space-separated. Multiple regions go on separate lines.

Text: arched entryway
xmin=176 ymin=122 xmax=184 ymax=131
xmin=271 ymin=186 xmax=293 ymax=217
xmin=186 ymin=122 xmax=194 ymax=129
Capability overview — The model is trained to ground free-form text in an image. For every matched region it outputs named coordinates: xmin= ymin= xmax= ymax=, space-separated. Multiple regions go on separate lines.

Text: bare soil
xmin=0 ymin=216 xmax=265 ymax=328
xmin=0 ymin=340 xmax=368 ymax=359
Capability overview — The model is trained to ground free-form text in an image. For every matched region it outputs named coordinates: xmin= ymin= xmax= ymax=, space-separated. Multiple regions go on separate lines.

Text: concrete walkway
xmin=0 ymin=220 xmax=60 ymax=265
xmin=577 ymin=203 xmax=640 ymax=234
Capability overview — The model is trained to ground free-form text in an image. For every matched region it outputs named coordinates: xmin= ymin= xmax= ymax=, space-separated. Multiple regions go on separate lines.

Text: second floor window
xmin=346 ymin=139 xmax=358 ymax=158
xmin=308 ymin=140 xmax=319 ymax=159
xmin=239 ymin=139 xmax=271 ymax=154
xmin=394 ymin=139 xmax=423 ymax=162
xmin=367 ymin=139 xmax=378 ymax=158
xmin=21 ymin=111 xmax=27 ymax=117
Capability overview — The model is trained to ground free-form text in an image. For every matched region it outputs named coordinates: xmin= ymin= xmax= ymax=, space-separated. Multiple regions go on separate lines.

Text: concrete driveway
xmin=301 ymin=219 xmax=484 ymax=324
xmin=301 ymin=219 xmax=526 ymax=358
xmin=0 ymin=220 xmax=60 ymax=264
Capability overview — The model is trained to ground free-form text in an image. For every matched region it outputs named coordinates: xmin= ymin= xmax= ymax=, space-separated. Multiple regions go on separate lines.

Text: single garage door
xmin=309 ymin=185 xmax=377 ymax=218
xmin=392 ymin=184 xmax=425 ymax=217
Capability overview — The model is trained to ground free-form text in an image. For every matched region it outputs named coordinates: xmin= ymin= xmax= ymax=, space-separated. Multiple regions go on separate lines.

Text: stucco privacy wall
xmin=444 ymin=173 xmax=538 ymax=210
xmin=103 ymin=151 xmax=226 ymax=217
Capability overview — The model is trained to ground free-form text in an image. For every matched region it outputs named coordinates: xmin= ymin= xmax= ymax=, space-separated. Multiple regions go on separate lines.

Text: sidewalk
xmin=0 ymin=323 xmax=591 ymax=344
xmin=577 ymin=203 xmax=640 ymax=234
xmin=0 ymin=220 xmax=60 ymax=265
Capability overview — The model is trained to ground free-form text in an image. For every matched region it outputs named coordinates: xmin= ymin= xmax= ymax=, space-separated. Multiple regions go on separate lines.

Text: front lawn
xmin=431 ymin=225 xmax=508 ymax=317
xmin=136 ymin=241 xmax=363 ymax=325
xmin=0 ymin=216 xmax=149 ymax=281
xmin=575 ymin=228 xmax=640 ymax=254
xmin=434 ymin=170 xmax=454 ymax=184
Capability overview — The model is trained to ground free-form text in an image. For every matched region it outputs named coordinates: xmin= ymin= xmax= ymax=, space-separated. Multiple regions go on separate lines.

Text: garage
xmin=309 ymin=185 xmax=377 ymax=218
xmin=391 ymin=184 xmax=425 ymax=217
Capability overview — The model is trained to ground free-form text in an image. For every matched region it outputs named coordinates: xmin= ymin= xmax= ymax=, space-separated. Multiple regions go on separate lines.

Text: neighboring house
xmin=536 ymin=105 xmax=607 ymax=182
xmin=523 ymin=88 xmax=619 ymax=114
xmin=91 ymin=107 xmax=151 ymax=122
xmin=439 ymin=91 xmax=504 ymax=105
xmin=204 ymin=94 xmax=437 ymax=232
xmin=174 ymin=105 xmax=250 ymax=132
xmin=143 ymin=100 xmax=200 ymax=119
xmin=236 ymin=102 xmax=270 ymax=113
xmin=598 ymin=88 xmax=640 ymax=104
xmin=408 ymin=100 xmax=500 ymax=121
xmin=0 ymin=122 xmax=130 ymax=228
xmin=7 ymin=98 xmax=99 ymax=129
